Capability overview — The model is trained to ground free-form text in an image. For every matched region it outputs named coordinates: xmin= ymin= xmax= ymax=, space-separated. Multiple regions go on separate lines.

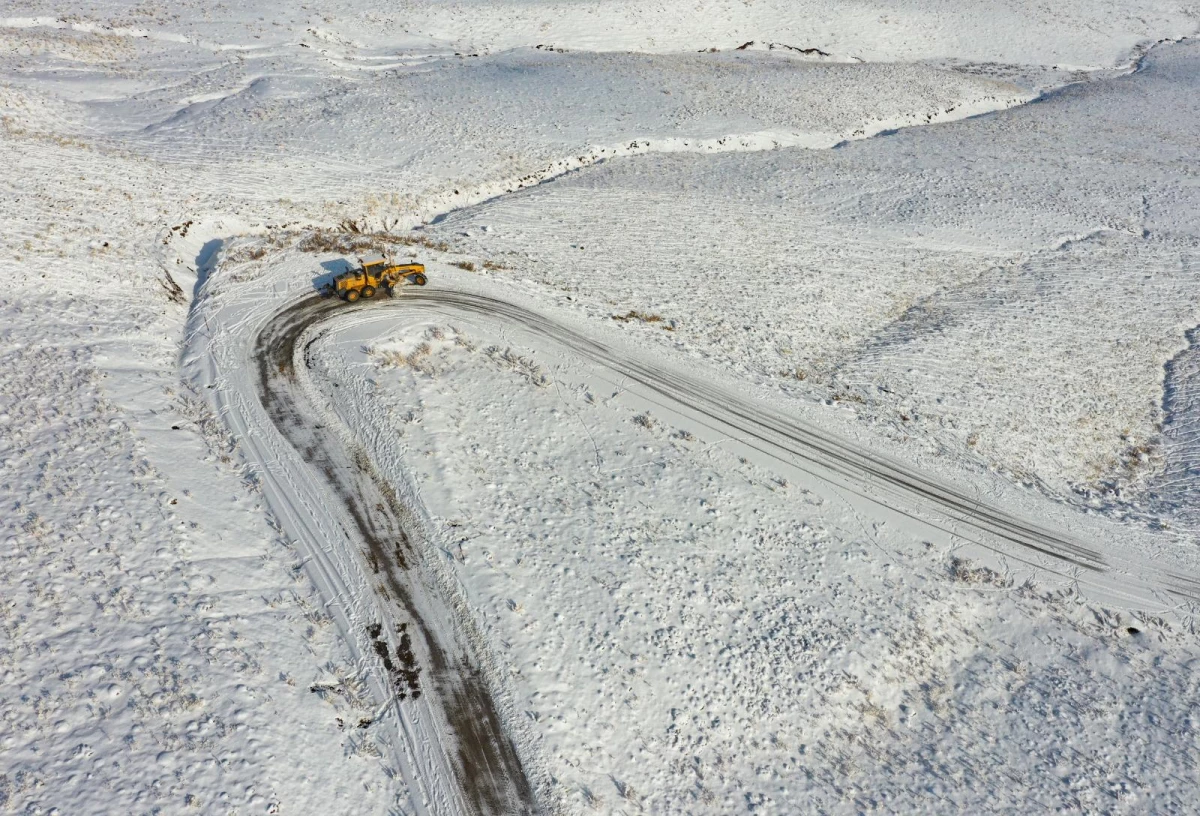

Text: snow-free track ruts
xmin=253 ymin=289 xmax=1200 ymax=814
xmin=254 ymin=295 xmax=536 ymax=816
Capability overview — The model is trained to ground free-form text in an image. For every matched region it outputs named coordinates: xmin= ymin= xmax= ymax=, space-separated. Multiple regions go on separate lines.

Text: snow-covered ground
xmin=431 ymin=40 xmax=1200 ymax=511
xmin=312 ymin=279 xmax=1200 ymax=813
xmin=5 ymin=0 xmax=1195 ymax=64
xmin=2 ymin=2 xmax=1199 ymax=814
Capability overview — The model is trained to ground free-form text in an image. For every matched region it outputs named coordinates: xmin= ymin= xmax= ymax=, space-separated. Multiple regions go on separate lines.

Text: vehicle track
xmin=254 ymin=295 xmax=535 ymax=816
xmin=253 ymin=287 xmax=1199 ymax=814
xmin=329 ymin=290 xmax=1200 ymax=598
xmin=424 ymin=293 xmax=1104 ymax=569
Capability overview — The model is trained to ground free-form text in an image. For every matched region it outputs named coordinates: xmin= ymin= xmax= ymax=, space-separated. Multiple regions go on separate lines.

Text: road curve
xmin=254 ymin=294 xmax=536 ymax=816
xmin=331 ymin=289 xmax=1200 ymax=602
xmin=252 ymin=286 xmax=1199 ymax=813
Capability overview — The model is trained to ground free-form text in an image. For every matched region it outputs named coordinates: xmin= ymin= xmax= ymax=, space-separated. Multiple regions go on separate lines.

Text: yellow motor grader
xmin=333 ymin=252 xmax=426 ymax=302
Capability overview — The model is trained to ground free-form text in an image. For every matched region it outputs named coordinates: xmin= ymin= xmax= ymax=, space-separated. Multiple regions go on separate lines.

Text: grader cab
xmin=333 ymin=252 xmax=426 ymax=302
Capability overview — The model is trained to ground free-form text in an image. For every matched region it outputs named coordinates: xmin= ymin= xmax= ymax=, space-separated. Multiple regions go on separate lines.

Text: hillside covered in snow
xmin=2 ymin=1 xmax=1198 ymax=814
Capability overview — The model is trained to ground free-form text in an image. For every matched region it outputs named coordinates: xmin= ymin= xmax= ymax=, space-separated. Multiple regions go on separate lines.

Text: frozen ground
xmin=4 ymin=0 xmax=1195 ymax=65
xmin=431 ymin=39 xmax=1200 ymax=514
xmin=0 ymin=28 xmax=1038 ymax=229
xmin=306 ymin=282 xmax=1200 ymax=813
xmin=1160 ymin=328 xmax=1200 ymax=526
xmin=2 ymin=3 xmax=1199 ymax=815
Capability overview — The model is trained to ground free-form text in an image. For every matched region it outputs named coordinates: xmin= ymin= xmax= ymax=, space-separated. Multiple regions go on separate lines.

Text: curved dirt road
xmin=252 ymin=286 xmax=1200 ymax=813
xmin=255 ymin=295 xmax=536 ymax=816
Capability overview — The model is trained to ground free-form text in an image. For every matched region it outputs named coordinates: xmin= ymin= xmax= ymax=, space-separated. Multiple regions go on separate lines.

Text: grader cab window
xmin=360 ymin=252 xmax=387 ymax=272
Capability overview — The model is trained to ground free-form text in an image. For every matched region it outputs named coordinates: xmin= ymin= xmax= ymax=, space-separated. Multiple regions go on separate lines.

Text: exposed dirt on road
xmin=249 ymin=286 xmax=1200 ymax=816
xmin=254 ymin=294 xmax=535 ymax=816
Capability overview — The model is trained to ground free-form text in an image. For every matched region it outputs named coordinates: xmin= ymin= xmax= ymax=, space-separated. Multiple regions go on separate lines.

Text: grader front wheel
xmin=410 ymin=273 xmax=427 ymax=286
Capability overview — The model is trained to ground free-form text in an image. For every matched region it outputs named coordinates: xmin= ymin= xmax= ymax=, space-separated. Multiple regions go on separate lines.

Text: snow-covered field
xmin=431 ymin=40 xmax=1200 ymax=509
xmin=2 ymin=2 xmax=1199 ymax=814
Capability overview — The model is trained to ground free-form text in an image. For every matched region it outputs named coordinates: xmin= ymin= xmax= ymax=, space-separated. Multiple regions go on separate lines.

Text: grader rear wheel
xmin=362 ymin=285 xmax=376 ymax=299
xmin=345 ymin=289 xmax=360 ymax=303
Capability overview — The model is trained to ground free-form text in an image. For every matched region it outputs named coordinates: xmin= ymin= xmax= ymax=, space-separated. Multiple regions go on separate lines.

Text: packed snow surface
xmin=2 ymin=2 xmax=1199 ymax=815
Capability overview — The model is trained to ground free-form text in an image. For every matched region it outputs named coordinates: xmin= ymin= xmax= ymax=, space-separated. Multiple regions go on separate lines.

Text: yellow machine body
xmin=334 ymin=253 xmax=426 ymax=301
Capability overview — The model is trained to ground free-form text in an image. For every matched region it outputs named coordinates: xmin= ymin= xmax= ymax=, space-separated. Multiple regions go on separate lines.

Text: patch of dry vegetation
xmin=947 ymin=556 xmax=1013 ymax=588
xmin=298 ymin=224 xmax=450 ymax=256
xmin=612 ymin=310 xmax=675 ymax=331
xmin=369 ymin=327 xmax=479 ymax=378
xmin=375 ymin=342 xmax=435 ymax=375
xmin=484 ymin=346 xmax=552 ymax=387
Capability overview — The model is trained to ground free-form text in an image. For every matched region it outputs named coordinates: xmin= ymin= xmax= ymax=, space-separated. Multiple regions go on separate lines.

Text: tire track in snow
xmin=254 ymin=298 xmax=536 ymax=816
xmin=244 ymin=277 xmax=1200 ymax=814
xmin=237 ymin=39 xmax=1200 ymax=804
xmin=271 ymin=289 xmax=1200 ymax=609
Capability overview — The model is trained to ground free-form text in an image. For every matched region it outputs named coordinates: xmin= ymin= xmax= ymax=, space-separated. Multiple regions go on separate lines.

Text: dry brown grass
xmin=613 ymin=310 xmax=662 ymax=323
xmin=298 ymin=228 xmax=450 ymax=256
xmin=1 ymin=115 xmax=92 ymax=149
xmin=947 ymin=556 xmax=1012 ymax=588
xmin=223 ymin=243 xmax=271 ymax=264
xmin=632 ymin=412 xmax=657 ymax=430
xmin=612 ymin=310 xmax=675 ymax=331
xmin=831 ymin=387 xmax=865 ymax=405
xmin=484 ymin=346 xmax=551 ymax=387
xmin=374 ymin=343 xmax=435 ymax=374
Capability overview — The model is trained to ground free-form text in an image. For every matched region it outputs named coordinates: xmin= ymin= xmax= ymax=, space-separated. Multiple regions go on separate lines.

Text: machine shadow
xmin=312 ymin=258 xmax=353 ymax=295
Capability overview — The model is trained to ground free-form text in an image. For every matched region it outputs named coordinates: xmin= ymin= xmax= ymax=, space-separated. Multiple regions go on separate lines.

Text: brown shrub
xmin=297 ymin=229 xmax=450 ymax=256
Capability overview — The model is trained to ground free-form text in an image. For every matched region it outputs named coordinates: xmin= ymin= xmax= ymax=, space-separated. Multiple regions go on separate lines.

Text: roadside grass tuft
xmin=612 ymin=310 xmax=676 ymax=330
xmin=947 ymin=556 xmax=1012 ymax=588
xmin=298 ymin=229 xmax=450 ymax=256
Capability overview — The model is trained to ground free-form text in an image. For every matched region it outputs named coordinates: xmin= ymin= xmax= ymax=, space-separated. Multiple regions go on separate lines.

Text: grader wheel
xmin=410 ymin=272 xmax=427 ymax=286
xmin=362 ymin=285 xmax=376 ymax=299
xmin=345 ymin=289 xmax=360 ymax=303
